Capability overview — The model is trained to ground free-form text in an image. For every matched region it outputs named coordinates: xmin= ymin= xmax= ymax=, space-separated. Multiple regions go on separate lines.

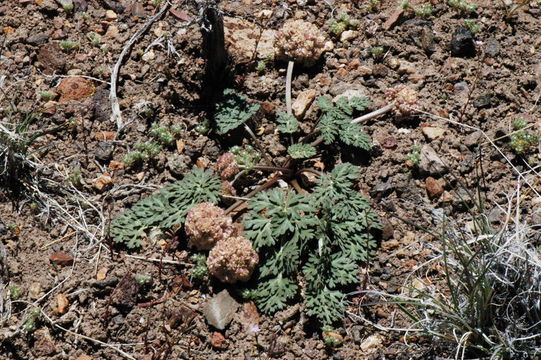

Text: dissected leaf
xmin=214 ymin=89 xmax=260 ymax=134
xmin=287 ymin=143 xmax=317 ymax=159
xmin=109 ymin=168 xmax=222 ymax=248
xmin=243 ymin=163 xmax=380 ymax=323
xmin=276 ymin=111 xmax=299 ymax=134
xmin=316 ymin=96 xmax=372 ymax=150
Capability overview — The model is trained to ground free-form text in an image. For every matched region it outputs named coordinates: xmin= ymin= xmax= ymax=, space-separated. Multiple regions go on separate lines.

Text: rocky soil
xmin=1 ymin=0 xmax=540 ymax=359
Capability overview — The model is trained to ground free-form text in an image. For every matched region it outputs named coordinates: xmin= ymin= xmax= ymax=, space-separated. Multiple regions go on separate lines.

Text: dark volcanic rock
xmin=450 ymin=26 xmax=475 ymax=57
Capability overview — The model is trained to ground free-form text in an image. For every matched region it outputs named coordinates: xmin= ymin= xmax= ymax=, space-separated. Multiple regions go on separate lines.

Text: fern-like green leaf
xmin=243 ymin=188 xmax=317 ymax=250
xmin=256 ymin=275 xmax=298 ymax=314
xmin=305 ymin=287 xmax=346 ymax=325
xmin=349 ymin=96 xmax=371 ymax=111
xmin=287 ymin=143 xmax=317 ymax=159
xmin=109 ymin=169 xmax=222 ymax=248
xmin=316 ymin=96 xmax=372 ymax=150
xmin=276 ymin=111 xmax=299 ymax=134
xmin=215 ymin=89 xmax=260 ymax=134
xmin=318 ymin=114 xmax=340 ymax=144
xmin=259 ymin=240 xmax=300 ymax=277
xmin=340 ymin=123 xmax=372 ymax=150
xmin=243 ymin=163 xmax=379 ymax=323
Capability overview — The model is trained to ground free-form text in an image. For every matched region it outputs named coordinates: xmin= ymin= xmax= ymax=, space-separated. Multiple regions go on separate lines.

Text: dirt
xmin=1 ymin=0 xmax=541 ymax=359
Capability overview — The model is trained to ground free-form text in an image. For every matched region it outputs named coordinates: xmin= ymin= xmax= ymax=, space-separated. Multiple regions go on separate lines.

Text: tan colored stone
xmin=93 ymin=173 xmax=114 ymax=192
xmin=422 ymin=126 xmax=446 ymax=140
xmin=292 ymin=89 xmax=316 ymax=119
xmin=340 ymin=30 xmax=358 ymax=42
xmin=105 ymin=10 xmax=117 ymax=20
xmin=75 ymin=355 xmax=92 ymax=360
xmin=224 ymin=17 xmax=275 ymax=63
xmin=56 ymin=294 xmax=69 ymax=314
xmin=360 ymin=334 xmax=383 ymax=352
xmin=96 ymin=267 xmax=108 ymax=281
xmin=29 ymin=282 xmax=42 ymax=299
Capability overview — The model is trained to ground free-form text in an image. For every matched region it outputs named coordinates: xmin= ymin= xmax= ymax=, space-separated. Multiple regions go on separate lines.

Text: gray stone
xmin=329 ymin=82 xmax=369 ymax=98
xmin=419 ymin=145 xmax=447 ymax=175
xmin=463 ymin=131 xmax=483 ymax=148
xmin=203 ymin=290 xmax=240 ymax=330
xmin=167 ymin=154 xmax=191 ymax=176
xmin=26 ymin=33 xmax=50 ymax=46
xmin=94 ymin=141 xmax=113 ymax=162
xmin=486 ymin=38 xmax=500 ymax=57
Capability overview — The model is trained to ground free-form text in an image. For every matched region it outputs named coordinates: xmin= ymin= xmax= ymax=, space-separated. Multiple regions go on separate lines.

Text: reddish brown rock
xmin=425 ymin=177 xmax=444 ymax=199
xmin=383 ymin=8 xmax=404 ymax=30
xmin=49 ymin=252 xmax=74 ymax=266
xmin=93 ymin=173 xmax=114 ymax=192
xmin=93 ymin=131 xmax=117 ymax=141
xmin=37 ymin=44 xmax=66 ymax=74
xmin=57 ymin=77 xmax=95 ymax=102
xmin=211 ymin=332 xmax=227 ymax=349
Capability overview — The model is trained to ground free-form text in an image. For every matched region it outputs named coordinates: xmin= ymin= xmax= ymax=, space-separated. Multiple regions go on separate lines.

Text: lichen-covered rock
xmin=185 ymin=203 xmax=233 ymax=250
xmin=207 ymin=237 xmax=259 ymax=283
xmin=274 ymin=20 xmax=330 ymax=67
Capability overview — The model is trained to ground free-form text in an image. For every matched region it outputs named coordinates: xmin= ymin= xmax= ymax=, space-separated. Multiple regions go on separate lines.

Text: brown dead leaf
xmin=169 ymin=8 xmax=193 ymax=22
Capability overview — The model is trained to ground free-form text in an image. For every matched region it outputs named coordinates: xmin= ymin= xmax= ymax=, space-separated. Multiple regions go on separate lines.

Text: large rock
xmin=224 ymin=17 xmax=274 ymax=63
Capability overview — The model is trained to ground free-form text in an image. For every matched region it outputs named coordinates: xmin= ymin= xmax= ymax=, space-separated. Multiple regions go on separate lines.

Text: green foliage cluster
xmin=23 ymin=308 xmax=41 ymax=333
xmin=317 ymin=96 xmax=372 ymax=150
xmin=39 ymin=91 xmax=55 ymax=101
xmin=275 ymin=111 xmax=299 ymax=134
xmin=86 ymin=31 xmax=101 ymax=46
xmin=242 ymin=163 xmax=380 ymax=324
xmin=327 ymin=13 xmax=360 ymax=36
xmin=509 ymin=118 xmax=539 ymax=155
xmin=109 ymin=168 xmax=222 ymax=248
xmin=365 ymin=0 xmax=381 ymax=12
xmin=214 ymin=89 xmax=260 ymax=134
xmin=448 ymin=0 xmax=477 ymax=13
xmin=407 ymin=144 xmax=421 ymax=166
xmin=464 ymin=19 xmax=480 ymax=33
xmin=59 ymin=40 xmax=79 ymax=50
xmin=414 ymin=3 xmax=434 ymax=17
xmin=8 ymin=284 xmax=22 ymax=300
xmin=124 ymin=123 xmax=182 ymax=167
xmin=230 ymin=145 xmax=261 ymax=170
xmin=190 ymin=253 xmax=208 ymax=280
